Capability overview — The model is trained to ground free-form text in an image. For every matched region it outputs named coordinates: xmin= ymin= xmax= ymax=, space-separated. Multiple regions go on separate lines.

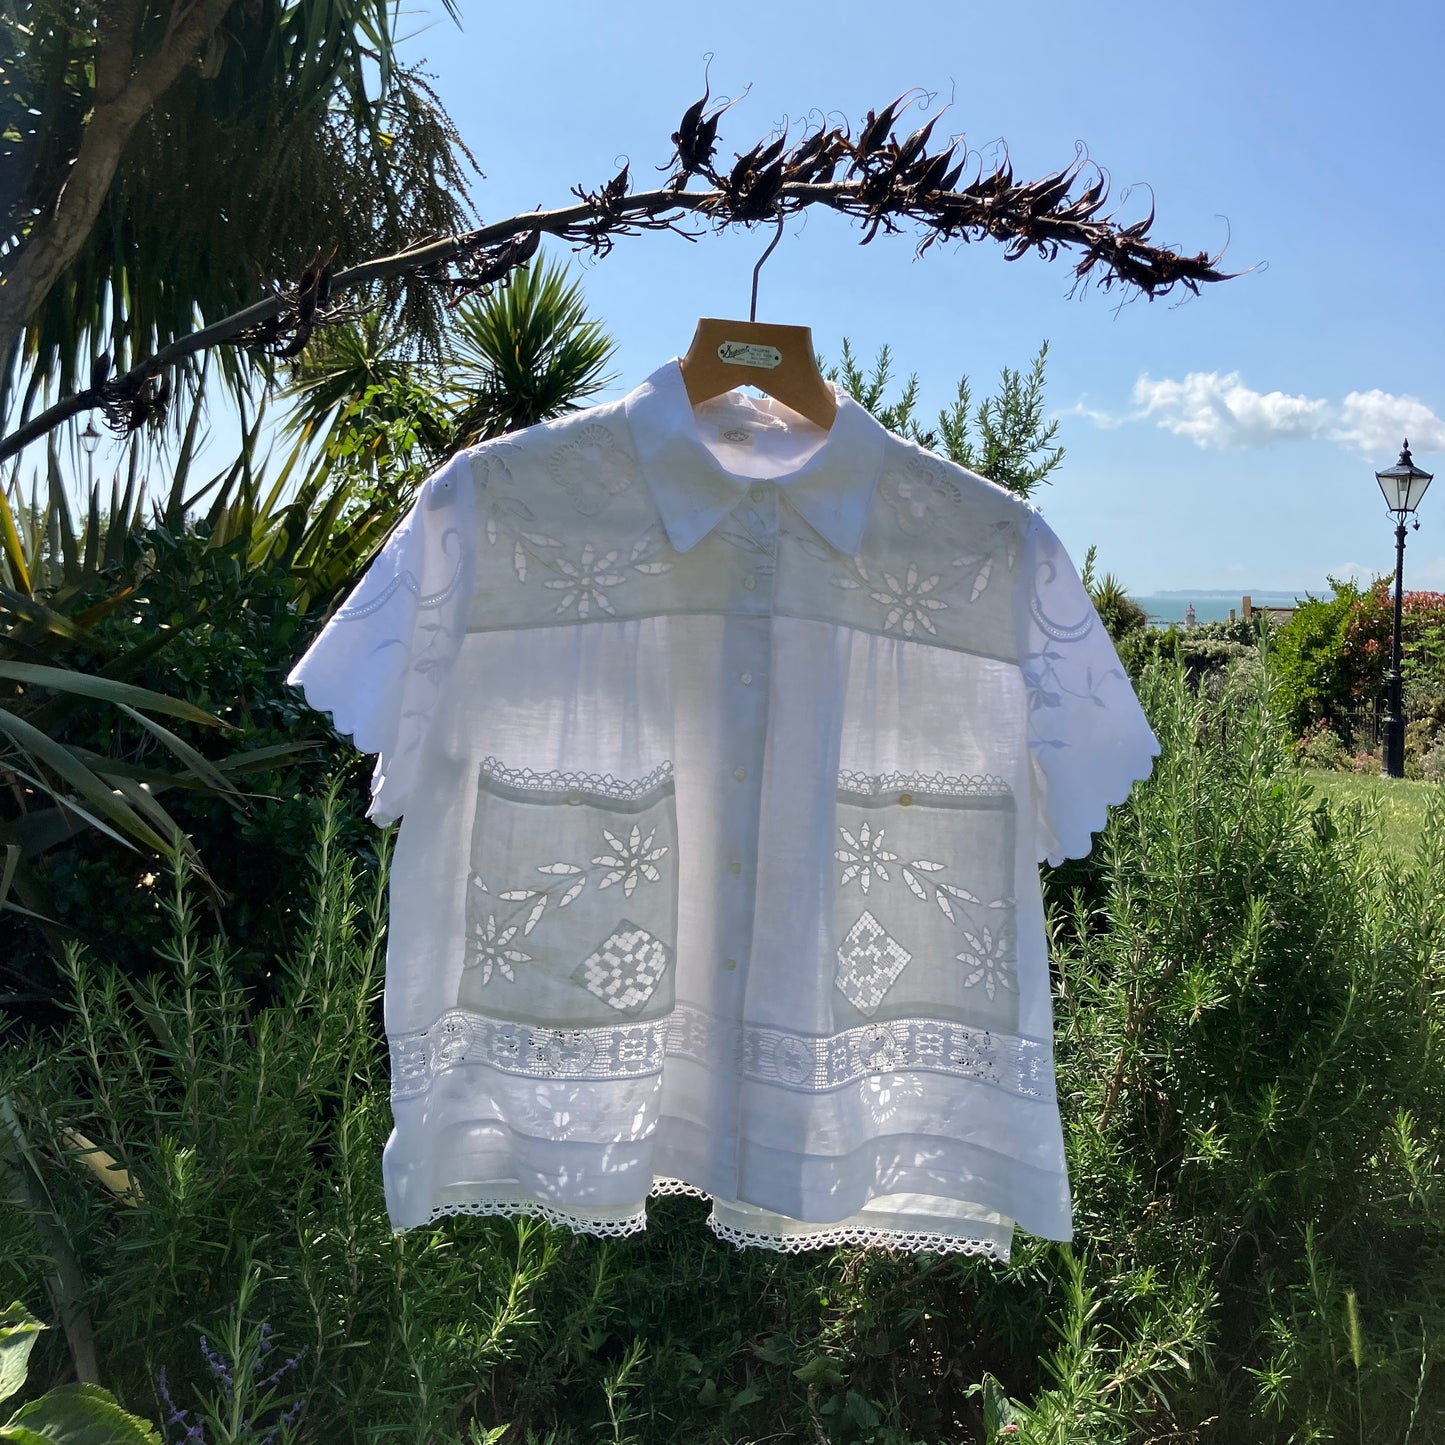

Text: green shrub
xmin=1422 ymin=737 xmax=1445 ymax=786
xmin=1293 ymin=717 xmax=1351 ymax=771
xmin=1270 ymin=579 xmax=1368 ymax=735
xmin=2 ymin=669 xmax=1443 ymax=1444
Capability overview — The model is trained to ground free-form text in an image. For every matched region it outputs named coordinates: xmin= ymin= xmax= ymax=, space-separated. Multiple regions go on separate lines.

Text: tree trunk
xmin=0 ymin=0 xmax=241 ymax=370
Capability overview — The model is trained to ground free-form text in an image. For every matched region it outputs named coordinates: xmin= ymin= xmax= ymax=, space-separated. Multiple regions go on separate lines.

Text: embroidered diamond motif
xmin=835 ymin=911 xmax=912 ymax=1016
xmin=574 ymin=921 xmax=672 ymax=1012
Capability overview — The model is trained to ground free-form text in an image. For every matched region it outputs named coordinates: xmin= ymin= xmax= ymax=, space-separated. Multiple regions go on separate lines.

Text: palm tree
xmin=1 ymin=1 xmax=476 ymax=420
xmin=283 ymin=258 xmax=617 ymax=467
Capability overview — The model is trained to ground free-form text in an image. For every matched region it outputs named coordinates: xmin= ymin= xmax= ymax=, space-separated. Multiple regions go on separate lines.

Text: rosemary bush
xmin=1 ymin=664 xmax=1442 ymax=1444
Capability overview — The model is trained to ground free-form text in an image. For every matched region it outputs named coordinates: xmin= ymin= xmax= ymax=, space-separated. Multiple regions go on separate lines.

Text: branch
xmin=0 ymin=0 xmax=242 ymax=367
xmin=1 ymin=92 xmax=1237 ymax=465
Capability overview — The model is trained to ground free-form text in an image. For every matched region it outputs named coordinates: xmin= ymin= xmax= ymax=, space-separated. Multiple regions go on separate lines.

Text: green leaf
xmin=3 ymin=1383 xmax=161 ymax=1444
xmin=113 ymin=705 xmax=240 ymax=798
xmin=0 ymin=490 xmax=30 ymax=597
xmin=0 ymin=845 xmax=17 ymax=914
xmin=0 ymin=709 xmax=174 ymax=855
xmin=0 ymin=1303 xmax=44 ymax=1406
xmin=0 ymin=665 xmax=227 ymax=729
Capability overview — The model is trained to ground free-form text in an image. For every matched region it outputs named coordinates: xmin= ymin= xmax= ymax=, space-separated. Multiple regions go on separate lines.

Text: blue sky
xmin=382 ymin=0 xmax=1444 ymax=595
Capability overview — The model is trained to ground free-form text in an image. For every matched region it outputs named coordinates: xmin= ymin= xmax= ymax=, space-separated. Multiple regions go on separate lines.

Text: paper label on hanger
xmin=717 ymin=341 xmax=782 ymax=369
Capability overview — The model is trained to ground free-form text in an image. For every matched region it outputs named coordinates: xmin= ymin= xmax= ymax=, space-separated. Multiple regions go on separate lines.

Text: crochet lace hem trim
xmin=419 ymin=1186 xmax=1006 ymax=1256
xmin=707 ymin=1218 xmax=1006 ymax=1257
xmin=836 ymin=768 xmax=1012 ymax=800
xmin=478 ymin=757 xmax=675 ymax=800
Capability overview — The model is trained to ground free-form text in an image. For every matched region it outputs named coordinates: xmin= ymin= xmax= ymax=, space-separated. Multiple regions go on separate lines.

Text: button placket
xmin=720 ymin=603 xmax=770 ymax=979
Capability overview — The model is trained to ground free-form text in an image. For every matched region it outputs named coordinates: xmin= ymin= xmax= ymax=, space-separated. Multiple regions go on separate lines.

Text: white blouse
xmin=289 ymin=360 xmax=1159 ymax=1257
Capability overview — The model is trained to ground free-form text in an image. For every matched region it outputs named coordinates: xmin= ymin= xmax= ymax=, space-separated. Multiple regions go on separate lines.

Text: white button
xmin=742 ymin=576 xmax=757 ymax=591
xmin=739 ymin=672 xmax=753 ymax=685
xmin=729 ymin=860 xmax=744 ymax=875
xmin=733 ymin=767 xmax=747 ymax=781
xmin=749 ymin=484 xmax=766 ymax=501
xmin=565 ymin=790 xmax=583 ymax=805
xmin=723 ymin=958 xmax=738 ymax=972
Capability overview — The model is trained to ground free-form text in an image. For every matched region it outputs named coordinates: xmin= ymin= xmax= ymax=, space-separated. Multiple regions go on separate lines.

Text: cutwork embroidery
xmin=390 ymin=1005 xmax=1053 ymax=1100
xmin=574 ymin=922 xmax=672 ymax=1012
xmin=466 ymin=763 xmax=676 ymax=987
xmin=463 ymin=903 xmax=532 ymax=984
xmin=835 ymin=912 xmax=913 ymax=1015
xmin=956 ymin=924 xmax=1018 ymax=1000
xmin=950 ymin=518 xmax=1022 ymax=603
xmin=842 ymin=560 xmax=949 ymax=636
xmin=332 ymin=527 xmax=466 ymax=621
xmin=593 ymin=825 xmax=669 ymax=894
xmin=835 ymin=821 xmax=898 ymax=892
xmin=547 ymin=424 xmax=638 ymax=515
xmin=834 ymin=819 xmax=1014 ymax=926
xmin=468 ymin=816 xmax=671 ymax=982
xmin=877 ymin=454 xmax=963 ymax=537
xmin=832 ymin=770 xmax=1019 ymax=1013
xmin=1025 ymin=553 xmax=1123 ymax=753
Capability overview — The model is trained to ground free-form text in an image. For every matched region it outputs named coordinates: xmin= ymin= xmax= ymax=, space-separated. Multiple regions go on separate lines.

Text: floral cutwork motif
xmin=950 ymin=519 xmax=1022 ymax=603
xmin=547 ymin=424 xmax=637 ymax=515
xmin=876 ymin=454 xmax=963 ymax=537
xmin=593 ymin=825 xmax=669 ymax=896
xmin=835 ymin=818 xmax=1013 ymax=926
xmin=956 ymin=925 xmax=1018 ymax=1000
xmin=543 ymin=543 xmax=627 ymax=617
xmin=467 ymin=809 xmax=672 ymax=990
xmin=834 ymin=559 xmax=949 ymax=636
xmin=464 ymin=880 xmax=533 ymax=983
xmin=869 ymin=562 xmax=947 ymax=636
xmin=835 ymin=820 xmax=898 ymax=893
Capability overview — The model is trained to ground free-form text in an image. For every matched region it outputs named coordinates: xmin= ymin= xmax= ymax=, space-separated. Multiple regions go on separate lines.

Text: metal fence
xmin=1338 ymin=705 xmax=1386 ymax=751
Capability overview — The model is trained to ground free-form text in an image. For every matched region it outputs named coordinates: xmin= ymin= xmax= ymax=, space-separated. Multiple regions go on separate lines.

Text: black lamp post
xmin=79 ymin=418 xmax=101 ymax=495
xmin=1375 ymin=439 xmax=1433 ymax=778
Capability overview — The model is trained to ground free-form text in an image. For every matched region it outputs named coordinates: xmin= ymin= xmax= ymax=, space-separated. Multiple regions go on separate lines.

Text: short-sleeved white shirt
xmin=289 ymin=360 xmax=1158 ymax=1256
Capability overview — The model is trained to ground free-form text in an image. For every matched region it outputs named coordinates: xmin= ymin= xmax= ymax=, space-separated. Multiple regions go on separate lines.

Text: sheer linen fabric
xmin=288 ymin=360 xmax=1159 ymax=1257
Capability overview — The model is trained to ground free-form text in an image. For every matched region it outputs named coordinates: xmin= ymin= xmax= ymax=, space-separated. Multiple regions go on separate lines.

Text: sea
xmin=1133 ymin=592 xmax=1304 ymax=626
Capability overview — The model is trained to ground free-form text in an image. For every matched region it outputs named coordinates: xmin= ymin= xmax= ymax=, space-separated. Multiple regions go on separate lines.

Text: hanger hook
xmin=749 ymin=212 xmax=786 ymax=324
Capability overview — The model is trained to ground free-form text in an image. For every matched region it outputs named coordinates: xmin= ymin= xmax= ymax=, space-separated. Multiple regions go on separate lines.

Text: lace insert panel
xmin=459 ymin=757 xmax=678 ymax=1027
xmin=831 ymin=769 xmax=1019 ymax=1034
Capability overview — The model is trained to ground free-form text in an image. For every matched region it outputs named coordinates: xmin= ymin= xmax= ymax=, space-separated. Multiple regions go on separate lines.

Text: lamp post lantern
xmin=79 ymin=418 xmax=101 ymax=495
xmin=1375 ymin=439 xmax=1433 ymax=778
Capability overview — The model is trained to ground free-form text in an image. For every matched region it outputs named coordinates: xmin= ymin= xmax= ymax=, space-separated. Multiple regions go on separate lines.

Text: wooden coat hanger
xmin=679 ymin=213 xmax=838 ymax=431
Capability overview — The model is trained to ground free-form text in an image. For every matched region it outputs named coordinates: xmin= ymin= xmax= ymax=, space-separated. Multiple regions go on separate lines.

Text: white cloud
xmin=1130 ymin=371 xmax=1330 ymax=449
xmin=1075 ymin=372 xmax=1445 ymax=462
xmin=1330 ymin=390 xmax=1445 ymax=456
xmin=1059 ymin=397 xmax=1126 ymax=429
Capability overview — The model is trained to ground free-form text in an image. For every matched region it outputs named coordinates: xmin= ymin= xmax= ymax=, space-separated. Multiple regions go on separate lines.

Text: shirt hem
xmin=411 ymin=1180 xmax=1013 ymax=1258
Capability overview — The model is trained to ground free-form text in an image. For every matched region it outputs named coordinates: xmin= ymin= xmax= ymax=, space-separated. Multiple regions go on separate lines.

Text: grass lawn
xmin=1302 ymin=768 xmax=1438 ymax=863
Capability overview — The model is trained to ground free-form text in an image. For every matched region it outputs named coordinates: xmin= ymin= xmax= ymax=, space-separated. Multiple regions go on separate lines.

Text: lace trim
xmin=419 ymin=1186 xmax=1007 ymax=1257
xmin=707 ymin=1217 xmax=1007 ymax=1258
xmin=389 ymin=1003 xmax=1051 ymax=1101
xmin=649 ymin=1177 xmax=711 ymax=1200
xmin=423 ymin=1196 xmax=647 ymax=1237
xmin=478 ymin=757 xmax=674 ymax=801
xmin=837 ymin=768 xmax=1013 ymax=800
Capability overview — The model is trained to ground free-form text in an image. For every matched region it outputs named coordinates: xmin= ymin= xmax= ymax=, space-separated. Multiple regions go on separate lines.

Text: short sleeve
xmin=287 ymin=453 xmax=476 ymax=825
xmin=1020 ymin=511 xmax=1159 ymax=865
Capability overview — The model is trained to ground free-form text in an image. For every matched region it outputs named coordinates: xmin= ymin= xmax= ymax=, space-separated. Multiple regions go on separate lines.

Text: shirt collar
xmin=622 ymin=359 xmax=887 ymax=555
